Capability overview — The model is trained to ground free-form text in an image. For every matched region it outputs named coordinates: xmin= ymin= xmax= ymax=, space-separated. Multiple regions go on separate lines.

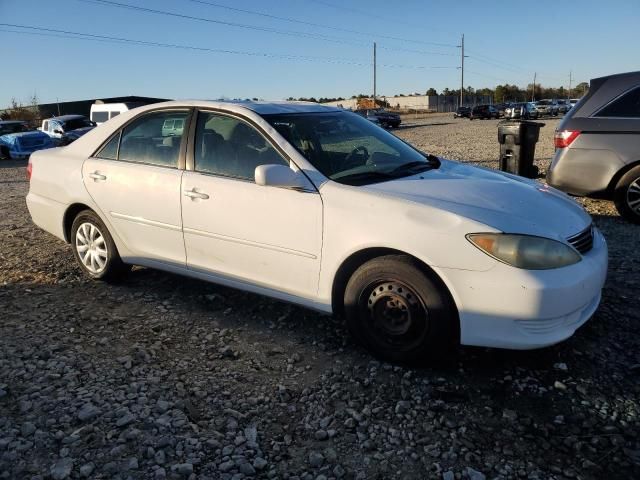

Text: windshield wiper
xmin=389 ymin=155 xmax=440 ymax=175
xmin=334 ymin=170 xmax=398 ymax=185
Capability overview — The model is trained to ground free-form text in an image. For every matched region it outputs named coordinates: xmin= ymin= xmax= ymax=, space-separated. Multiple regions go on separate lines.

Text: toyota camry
xmin=26 ymin=101 xmax=608 ymax=363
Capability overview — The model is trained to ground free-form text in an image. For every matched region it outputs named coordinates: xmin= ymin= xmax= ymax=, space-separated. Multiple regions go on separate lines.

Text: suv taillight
xmin=554 ymin=130 xmax=580 ymax=149
xmin=26 ymin=161 xmax=32 ymax=181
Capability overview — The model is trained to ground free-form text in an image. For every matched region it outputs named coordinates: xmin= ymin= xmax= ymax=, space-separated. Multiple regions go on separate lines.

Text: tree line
xmin=286 ymin=82 xmax=589 ymax=104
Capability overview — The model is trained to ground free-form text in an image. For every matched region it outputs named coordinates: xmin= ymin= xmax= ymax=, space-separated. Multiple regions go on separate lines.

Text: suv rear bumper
xmin=548 ymin=146 xmax=624 ymax=196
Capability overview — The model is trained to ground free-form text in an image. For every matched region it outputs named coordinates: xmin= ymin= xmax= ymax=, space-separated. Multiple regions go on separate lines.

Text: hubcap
xmin=627 ymin=178 xmax=640 ymax=214
xmin=75 ymin=222 xmax=108 ymax=274
xmin=362 ymin=281 xmax=428 ymax=350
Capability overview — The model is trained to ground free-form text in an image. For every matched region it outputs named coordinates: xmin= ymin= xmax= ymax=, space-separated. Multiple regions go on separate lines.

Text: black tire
xmin=344 ymin=255 xmax=458 ymax=364
xmin=70 ymin=210 xmax=130 ymax=281
xmin=613 ymin=165 xmax=640 ymax=224
xmin=0 ymin=145 xmax=10 ymax=160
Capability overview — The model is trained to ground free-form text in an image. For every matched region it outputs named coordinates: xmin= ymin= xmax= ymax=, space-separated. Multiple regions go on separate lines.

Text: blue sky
xmin=1 ymin=0 xmax=638 ymax=107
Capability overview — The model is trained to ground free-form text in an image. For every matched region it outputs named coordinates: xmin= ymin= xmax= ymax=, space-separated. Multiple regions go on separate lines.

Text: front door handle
xmin=183 ymin=188 xmax=209 ymax=200
xmin=89 ymin=172 xmax=107 ymax=181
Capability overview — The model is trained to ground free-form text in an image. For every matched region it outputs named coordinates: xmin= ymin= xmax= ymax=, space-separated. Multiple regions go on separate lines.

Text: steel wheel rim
xmin=627 ymin=178 xmax=640 ymax=214
xmin=360 ymin=280 xmax=429 ymax=352
xmin=75 ymin=222 xmax=108 ymax=274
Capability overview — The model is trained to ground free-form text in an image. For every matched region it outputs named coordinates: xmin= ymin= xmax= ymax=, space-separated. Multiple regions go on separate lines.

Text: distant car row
xmin=0 ymin=114 xmax=96 ymax=160
xmin=0 ymin=102 xmax=143 ymax=160
xmin=454 ymin=99 xmax=581 ymax=121
xmin=354 ymin=108 xmax=401 ymax=128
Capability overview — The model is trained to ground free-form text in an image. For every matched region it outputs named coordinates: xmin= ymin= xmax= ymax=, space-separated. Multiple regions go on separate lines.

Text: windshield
xmin=62 ymin=117 xmax=94 ymax=131
xmin=263 ymin=111 xmax=436 ymax=185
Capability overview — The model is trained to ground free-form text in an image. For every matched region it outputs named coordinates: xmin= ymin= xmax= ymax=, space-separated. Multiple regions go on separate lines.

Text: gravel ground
xmin=1 ymin=116 xmax=639 ymax=480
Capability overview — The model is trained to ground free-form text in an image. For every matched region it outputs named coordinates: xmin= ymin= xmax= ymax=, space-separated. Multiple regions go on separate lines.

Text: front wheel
xmin=344 ymin=255 xmax=458 ymax=364
xmin=613 ymin=166 xmax=640 ymax=224
xmin=71 ymin=210 xmax=130 ymax=281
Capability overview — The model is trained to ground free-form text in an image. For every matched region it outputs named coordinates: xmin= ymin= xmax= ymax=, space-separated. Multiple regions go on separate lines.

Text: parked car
xmin=493 ymin=103 xmax=508 ymax=117
xmin=548 ymin=71 xmax=640 ymax=223
xmin=90 ymin=102 xmax=148 ymax=125
xmin=0 ymin=120 xmax=30 ymax=135
xmin=469 ymin=104 xmax=499 ymax=120
xmin=534 ymin=99 xmax=559 ymax=117
xmin=356 ymin=109 xmax=401 ymax=128
xmin=59 ymin=127 xmax=96 ymax=146
xmin=569 ymin=98 xmax=580 ymax=109
xmin=504 ymin=102 xmax=539 ymax=119
xmin=0 ymin=131 xmax=54 ymax=160
xmin=40 ymin=115 xmax=96 ymax=144
xmin=556 ymin=99 xmax=571 ymax=114
xmin=454 ymin=106 xmax=471 ymax=118
xmin=26 ymin=100 xmax=607 ymax=363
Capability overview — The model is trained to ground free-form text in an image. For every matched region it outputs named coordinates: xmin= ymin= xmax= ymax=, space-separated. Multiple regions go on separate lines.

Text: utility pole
xmin=531 ymin=72 xmax=537 ymax=101
xmin=568 ymin=70 xmax=572 ymax=99
xmin=459 ymin=34 xmax=465 ymax=107
xmin=373 ymin=42 xmax=377 ymax=108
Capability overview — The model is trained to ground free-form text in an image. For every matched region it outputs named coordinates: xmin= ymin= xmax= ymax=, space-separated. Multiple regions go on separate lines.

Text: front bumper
xmin=438 ymin=228 xmax=608 ymax=349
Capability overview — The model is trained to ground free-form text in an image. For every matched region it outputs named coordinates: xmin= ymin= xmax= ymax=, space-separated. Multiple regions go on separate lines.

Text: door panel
xmin=81 ymin=109 xmax=191 ymax=265
xmin=82 ymin=158 xmax=185 ymax=264
xmin=181 ymin=172 xmax=322 ymax=298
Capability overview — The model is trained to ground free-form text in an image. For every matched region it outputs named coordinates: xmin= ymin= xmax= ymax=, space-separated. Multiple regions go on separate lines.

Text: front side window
xmin=596 ymin=86 xmax=640 ymax=118
xmin=118 ymin=110 xmax=189 ymax=168
xmin=194 ymin=111 xmax=288 ymax=180
xmin=264 ymin=111 xmax=436 ymax=186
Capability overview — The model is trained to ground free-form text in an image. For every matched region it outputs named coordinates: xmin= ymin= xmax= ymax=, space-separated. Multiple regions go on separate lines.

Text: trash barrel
xmin=497 ymin=120 xmax=544 ymax=178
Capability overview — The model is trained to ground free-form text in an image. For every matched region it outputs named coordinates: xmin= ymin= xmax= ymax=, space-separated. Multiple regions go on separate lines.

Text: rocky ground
xmin=1 ymin=117 xmax=639 ymax=480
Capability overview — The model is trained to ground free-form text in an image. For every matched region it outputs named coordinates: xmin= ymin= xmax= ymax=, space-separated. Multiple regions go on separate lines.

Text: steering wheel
xmin=344 ymin=146 xmax=369 ymax=168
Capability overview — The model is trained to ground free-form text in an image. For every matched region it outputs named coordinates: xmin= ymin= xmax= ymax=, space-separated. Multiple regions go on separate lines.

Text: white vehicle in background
xmin=90 ymin=102 xmax=147 ymax=125
xmin=39 ymin=115 xmax=96 ymax=144
xmin=26 ymin=100 xmax=607 ymax=364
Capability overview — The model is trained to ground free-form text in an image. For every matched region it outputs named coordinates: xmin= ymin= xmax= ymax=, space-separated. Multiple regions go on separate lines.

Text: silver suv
xmin=534 ymin=99 xmax=559 ymax=117
xmin=547 ymin=71 xmax=640 ymax=223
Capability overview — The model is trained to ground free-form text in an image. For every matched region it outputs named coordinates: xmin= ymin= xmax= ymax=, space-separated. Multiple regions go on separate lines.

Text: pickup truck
xmin=39 ymin=115 xmax=96 ymax=144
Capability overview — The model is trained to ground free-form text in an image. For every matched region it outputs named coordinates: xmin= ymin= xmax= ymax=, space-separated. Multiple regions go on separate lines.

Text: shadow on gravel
xmin=0 ymin=159 xmax=28 ymax=169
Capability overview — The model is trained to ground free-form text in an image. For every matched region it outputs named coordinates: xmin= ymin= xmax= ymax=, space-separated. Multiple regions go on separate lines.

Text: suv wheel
xmin=71 ymin=210 xmax=130 ymax=280
xmin=343 ymin=255 xmax=457 ymax=364
xmin=614 ymin=166 xmax=640 ymax=224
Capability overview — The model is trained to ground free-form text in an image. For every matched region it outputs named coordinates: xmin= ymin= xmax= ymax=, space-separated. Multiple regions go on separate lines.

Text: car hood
xmin=362 ymin=159 xmax=591 ymax=239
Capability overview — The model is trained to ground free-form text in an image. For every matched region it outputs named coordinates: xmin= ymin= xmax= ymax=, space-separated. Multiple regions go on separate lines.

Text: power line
xmin=0 ymin=23 xmax=459 ymax=71
xmin=185 ymin=0 xmax=459 ymax=49
xmin=77 ymin=0 xmax=458 ymax=55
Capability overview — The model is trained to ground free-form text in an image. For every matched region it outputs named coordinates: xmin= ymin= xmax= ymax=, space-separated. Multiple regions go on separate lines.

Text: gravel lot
xmin=1 ymin=115 xmax=639 ymax=480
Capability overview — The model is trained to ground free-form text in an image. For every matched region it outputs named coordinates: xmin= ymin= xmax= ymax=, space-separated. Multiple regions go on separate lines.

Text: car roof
xmin=1 ymin=130 xmax=46 ymax=138
xmin=48 ymin=114 xmax=89 ymax=121
xmin=201 ymin=100 xmax=340 ymax=115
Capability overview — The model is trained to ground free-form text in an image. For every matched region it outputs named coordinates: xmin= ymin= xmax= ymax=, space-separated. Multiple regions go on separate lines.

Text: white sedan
xmin=26 ymin=101 xmax=607 ymax=363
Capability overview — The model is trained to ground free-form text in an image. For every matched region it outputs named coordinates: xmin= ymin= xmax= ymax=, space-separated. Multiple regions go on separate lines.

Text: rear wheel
xmin=344 ymin=255 xmax=457 ymax=364
xmin=71 ymin=210 xmax=130 ymax=281
xmin=613 ymin=165 xmax=640 ymax=224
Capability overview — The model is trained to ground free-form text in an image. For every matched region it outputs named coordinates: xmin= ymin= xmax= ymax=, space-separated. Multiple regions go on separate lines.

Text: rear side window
xmin=596 ymin=86 xmax=640 ymax=118
xmin=95 ymin=132 xmax=120 ymax=160
xmin=118 ymin=110 xmax=189 ymax=168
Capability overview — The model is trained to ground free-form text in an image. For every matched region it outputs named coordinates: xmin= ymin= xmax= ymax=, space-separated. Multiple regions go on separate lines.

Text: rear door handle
xmin=183 ymin=188 xmax=209 ymax=200
xmin=89 ymin=172 xmax=107 ymax=181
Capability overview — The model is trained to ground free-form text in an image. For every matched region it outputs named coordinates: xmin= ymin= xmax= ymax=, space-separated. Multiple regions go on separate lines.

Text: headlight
xmin=467 ymin=233 xmax=581 ymax=270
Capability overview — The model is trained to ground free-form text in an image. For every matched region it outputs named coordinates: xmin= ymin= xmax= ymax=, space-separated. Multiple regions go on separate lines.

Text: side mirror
xmin=54 ymin=129 xmax=63 ymax=134
xmin=255 ymin=164 xmax=308 ymax=190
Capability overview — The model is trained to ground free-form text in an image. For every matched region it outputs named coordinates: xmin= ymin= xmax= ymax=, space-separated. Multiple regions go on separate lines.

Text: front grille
xmin=567 ymin=225 xmax=594 ymax=254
